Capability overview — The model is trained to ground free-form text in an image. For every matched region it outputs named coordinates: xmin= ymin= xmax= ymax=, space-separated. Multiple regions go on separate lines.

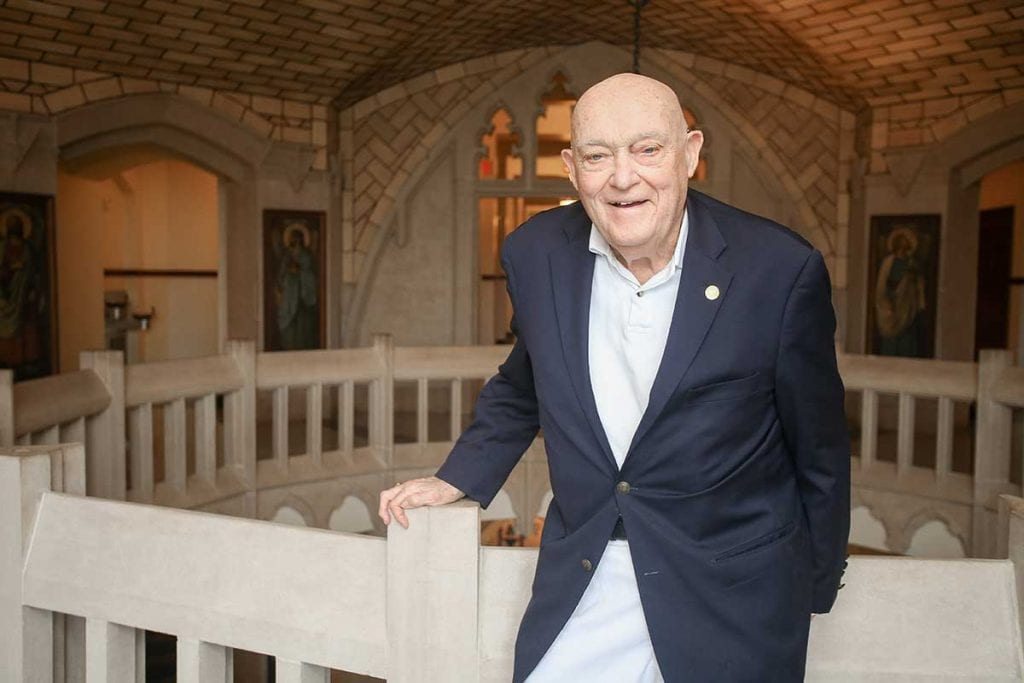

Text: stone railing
xmin=0 ymin=341 xmax=1022 ymax=555
xmin=839 ymin=350 xmax=1022 ymax=556
xmin=2 ymin=445 xmax=1022 ymax=682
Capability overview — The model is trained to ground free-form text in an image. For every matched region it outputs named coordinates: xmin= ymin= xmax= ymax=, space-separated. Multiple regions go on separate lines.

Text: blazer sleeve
xmin=434 ymin=248 xmax=541 ymax=508
xmin=774 ymin=248 xmax=851 ymax=614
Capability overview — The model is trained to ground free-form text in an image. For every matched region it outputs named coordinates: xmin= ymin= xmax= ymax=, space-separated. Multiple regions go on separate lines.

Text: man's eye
xmin=586 ymin=154 xmax=606 ymax=162
xmin=641 ymin=147 xmax=659 ymax=155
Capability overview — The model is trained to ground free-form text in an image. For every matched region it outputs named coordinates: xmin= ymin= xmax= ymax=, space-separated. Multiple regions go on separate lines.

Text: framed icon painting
xmin=0 ymin=192 xmax=57 ymax=380
xmin=866 ymin=214 xmax=940 ymax=358
xmin=263 ymin=209 xmax=326 ymax=351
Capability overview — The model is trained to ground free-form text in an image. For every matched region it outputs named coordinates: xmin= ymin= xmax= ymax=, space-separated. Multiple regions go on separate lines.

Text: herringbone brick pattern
xmin=868 ymin=87 xmax=1024 ymax=171
xmin=0 ymin=54 xmax=329 ymax=168
xmin=0 ymin=0 xmax=1019 ymax=109
xmin=345 ymin=46 xmax=855 ymax=288
xmin=344 ymin=47 xmax=556 ymax=281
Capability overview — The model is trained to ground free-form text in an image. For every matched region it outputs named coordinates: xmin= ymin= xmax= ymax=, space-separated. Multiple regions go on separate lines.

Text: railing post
xmin=225 ymin=340 xmax=257 ymax=495
xmin=370 ymin=333 xmax=394 ymax=467
xmin=177 ymin=638 xmax=231 ymax=682
xmin=974 ymin=350 xmax=1014 ymax=557
xmin=276 ymin=659 xmax=328 ymax=683
xmin=85 ymin=619 xmax=136 ymax=682
xmin=386 ymin=501 xmax=481 ymax=683
xmin=998 ymin=495 xmax=1024 ymax=653
xmin=1 ymin=444 xmax=85 ymax=683
xmin=79 ymin=350 xmax=126 ymax=500
xmin=0 ymin=369 xmax=13 ymax=446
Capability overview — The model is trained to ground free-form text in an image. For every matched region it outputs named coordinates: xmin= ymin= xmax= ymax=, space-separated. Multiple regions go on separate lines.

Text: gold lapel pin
xmin=704 ymin=284 xmax=720 ymax=301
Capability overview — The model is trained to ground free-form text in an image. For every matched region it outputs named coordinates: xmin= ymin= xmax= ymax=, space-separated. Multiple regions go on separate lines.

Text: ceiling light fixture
xmin=628 ymin=0 xmax=651 ymax=74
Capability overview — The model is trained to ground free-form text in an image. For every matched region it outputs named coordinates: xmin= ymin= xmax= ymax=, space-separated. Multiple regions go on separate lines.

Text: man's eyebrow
xmin=575 ymin=132 xmax=670 ymax=148
xmin=630 ymin=132 xmax=670 ymax=143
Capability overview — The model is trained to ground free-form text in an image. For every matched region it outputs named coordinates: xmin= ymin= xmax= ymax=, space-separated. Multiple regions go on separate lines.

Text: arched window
xmin=474 ymin=74 xmax=707 ymax=344
xmin=535 ymin=72 xmax=576 ymax=180
xmin=478 ymin=107 xmax=521 ymax=180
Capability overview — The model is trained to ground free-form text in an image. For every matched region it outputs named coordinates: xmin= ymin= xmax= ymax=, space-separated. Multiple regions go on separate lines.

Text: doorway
xmin=477 ymin=196 xmax=572 ymax=344
xmin=977 ymin=159 xmax=1024 ymax=362
xmin=975 ymin=206 xmax=1014 ymax=357
xmin=57 ymin=146 xmax=221 ymax=367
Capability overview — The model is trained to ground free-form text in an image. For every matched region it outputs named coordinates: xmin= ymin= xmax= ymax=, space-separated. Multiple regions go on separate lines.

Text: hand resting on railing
xmin=379 ymin=476 xmax=464 ymax=528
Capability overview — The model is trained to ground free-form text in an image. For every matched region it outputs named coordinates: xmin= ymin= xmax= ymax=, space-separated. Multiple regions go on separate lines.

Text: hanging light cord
xmin=629 ymin=0 xmax=650 ymax=74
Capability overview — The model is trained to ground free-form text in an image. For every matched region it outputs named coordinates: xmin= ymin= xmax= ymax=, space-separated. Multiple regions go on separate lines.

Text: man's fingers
xmin=389 ymin=497 xmax=409 ymax=528
xmin=378 ymin=485 xmax=398 ymax=524
xmin=389 ymin=486 xmax=420 ymax=528
xmin=378 ymin=482 xmax=405 ymax=524
xmin=380 ymin=477 xmax=461 ymax=528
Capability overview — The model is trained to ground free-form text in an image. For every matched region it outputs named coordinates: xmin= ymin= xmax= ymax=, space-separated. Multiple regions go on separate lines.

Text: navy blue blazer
xmin=436 ymin=189 xmax=850 ymax=682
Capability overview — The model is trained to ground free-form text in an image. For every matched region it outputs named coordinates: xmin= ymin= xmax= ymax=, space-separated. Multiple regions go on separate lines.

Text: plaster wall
xmin=358 ymin=150 xmax=456 ymax=347
xmin=57 ymin=156 xmax=218 ymax=368
xmin=345 ymin=42 xmax=852 ymax=346
xmin=847 ymin=103 xmax=1024 ymax=361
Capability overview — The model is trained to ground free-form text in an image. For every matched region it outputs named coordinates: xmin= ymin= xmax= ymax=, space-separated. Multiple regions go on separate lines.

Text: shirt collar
xmin=588 ymin=209 xmax=689 ymax=273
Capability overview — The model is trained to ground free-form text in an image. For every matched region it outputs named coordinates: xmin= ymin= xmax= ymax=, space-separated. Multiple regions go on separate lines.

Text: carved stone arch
xmin=531 ymin=68 xmax=579 ymax=122
xmin=53 ymin=91 xmax=317 ymax=344
xmin=929 ymin=99 xmax=1024 ymax=180
xmin=344 ymin=41 xmax=836 ymax=344
xmin=328 ymin=494 xmax=375 ymax=533
xmin=269 ymin=495 xmax=316 ymax=527
xmin=849 ymin=502 xmax=891 ymax=551
xmin=902 ymin=509 xmax=967 ymax=558
xmin=55 ymin=93 xmax=270 ymax=181
xmin=851 ymin=489 xmax=908 ymax=553
xmin=475 ymin=101 xmax=524 ymax=174
xmin=330 ymin=481 xmax=391 ymax=534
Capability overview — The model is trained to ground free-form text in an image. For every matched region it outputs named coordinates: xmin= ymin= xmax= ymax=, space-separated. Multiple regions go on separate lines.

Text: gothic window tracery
xmin=535 ymin=72 xmax=576 ymax=180
xmin=477 ymin=107 xmax=521 ymax=180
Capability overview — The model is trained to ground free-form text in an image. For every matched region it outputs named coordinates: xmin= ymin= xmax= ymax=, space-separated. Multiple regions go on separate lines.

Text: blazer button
xmin=616 ymin=481 xmax=631 ymax=494
xmin=581 ymin=558 xmax=593 ymax=572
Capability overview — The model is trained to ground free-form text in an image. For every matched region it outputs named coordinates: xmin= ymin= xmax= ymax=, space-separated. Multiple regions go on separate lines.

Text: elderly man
xmin=379 ymin=73 xmax=849 ymax=682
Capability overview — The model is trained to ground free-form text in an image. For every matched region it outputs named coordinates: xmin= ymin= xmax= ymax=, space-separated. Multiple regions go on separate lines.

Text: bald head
xmin=571 ymin=73 xmax=687 ymax=149
xmin=560 ymin=72 xmax=703 ymax=277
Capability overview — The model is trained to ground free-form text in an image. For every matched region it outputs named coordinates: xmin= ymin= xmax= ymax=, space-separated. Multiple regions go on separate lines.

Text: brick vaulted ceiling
xmin=0 ymin=0 xmax=1021 ymax=110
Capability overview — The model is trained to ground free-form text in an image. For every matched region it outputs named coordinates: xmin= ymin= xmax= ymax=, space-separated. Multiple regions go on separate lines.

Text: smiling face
xmin=561 ymin=74 xmax=703 ymax=267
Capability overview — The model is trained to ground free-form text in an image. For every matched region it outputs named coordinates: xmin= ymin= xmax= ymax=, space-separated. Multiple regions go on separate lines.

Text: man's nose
xmin=608 ymin=152 xmax=639 ymax=190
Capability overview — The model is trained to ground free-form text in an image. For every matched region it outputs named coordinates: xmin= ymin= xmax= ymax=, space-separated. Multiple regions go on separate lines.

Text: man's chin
xmin=599 ymin=223 xmax=653 ymax=249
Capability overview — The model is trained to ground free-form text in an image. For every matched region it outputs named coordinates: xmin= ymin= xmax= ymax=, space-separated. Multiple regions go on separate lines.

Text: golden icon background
xmin=704 ymin=284 xmax=720 ymax=301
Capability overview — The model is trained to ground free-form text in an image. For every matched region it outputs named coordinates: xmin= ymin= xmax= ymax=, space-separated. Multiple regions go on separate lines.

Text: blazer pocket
xmin=712 ymin=520 xmax=797 ymax=564
xmin=682 ymin=370 xmax=770 ymax=404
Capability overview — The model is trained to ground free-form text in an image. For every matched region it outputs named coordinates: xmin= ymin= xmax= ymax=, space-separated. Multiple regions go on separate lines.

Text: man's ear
xmin=684 ymin=129 xmax=704 ymax=179
xmin=561 ymin=148 xmax=579 ymax=189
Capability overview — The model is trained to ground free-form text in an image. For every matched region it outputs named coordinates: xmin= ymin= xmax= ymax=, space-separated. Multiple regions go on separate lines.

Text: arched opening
xmin=848 ymin=505 xmax=889 ymax=554
xmin=269 ymin=505 xmax=308 ymax=527
xmin=329 ymin=496 xmax=375 ymax=534
xmin=56 ymin=145 xmax=220 ymax=368
xmin=976 ymin=160 xmax=1024 ymax=364
xmin=906 ymin=518 xmax=965 ymax=558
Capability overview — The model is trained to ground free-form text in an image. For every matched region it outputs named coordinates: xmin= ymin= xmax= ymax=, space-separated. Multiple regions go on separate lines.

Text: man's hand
xmin=378 ymin=476 xmax=464 ymax=528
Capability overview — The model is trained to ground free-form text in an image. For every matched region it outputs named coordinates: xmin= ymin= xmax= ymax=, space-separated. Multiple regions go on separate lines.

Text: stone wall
xmin=0 ymin=56 xmax=330 ymax=168
xmin=0 ymin=41 xmax=1020 ymax=356
xmin=339 ymin=43 xmax=856 ymax=343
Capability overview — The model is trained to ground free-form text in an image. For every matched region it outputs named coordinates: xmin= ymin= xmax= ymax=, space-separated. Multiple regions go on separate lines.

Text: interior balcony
xmin=1 ymin=338 xmax=1023 ymax=681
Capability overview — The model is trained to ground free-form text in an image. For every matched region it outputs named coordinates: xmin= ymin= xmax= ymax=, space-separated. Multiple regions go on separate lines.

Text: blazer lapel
xmin=626 ymin=192 xmax=734 ymax=457
xmin=549 ymin=208 xmax=618 ymax=472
